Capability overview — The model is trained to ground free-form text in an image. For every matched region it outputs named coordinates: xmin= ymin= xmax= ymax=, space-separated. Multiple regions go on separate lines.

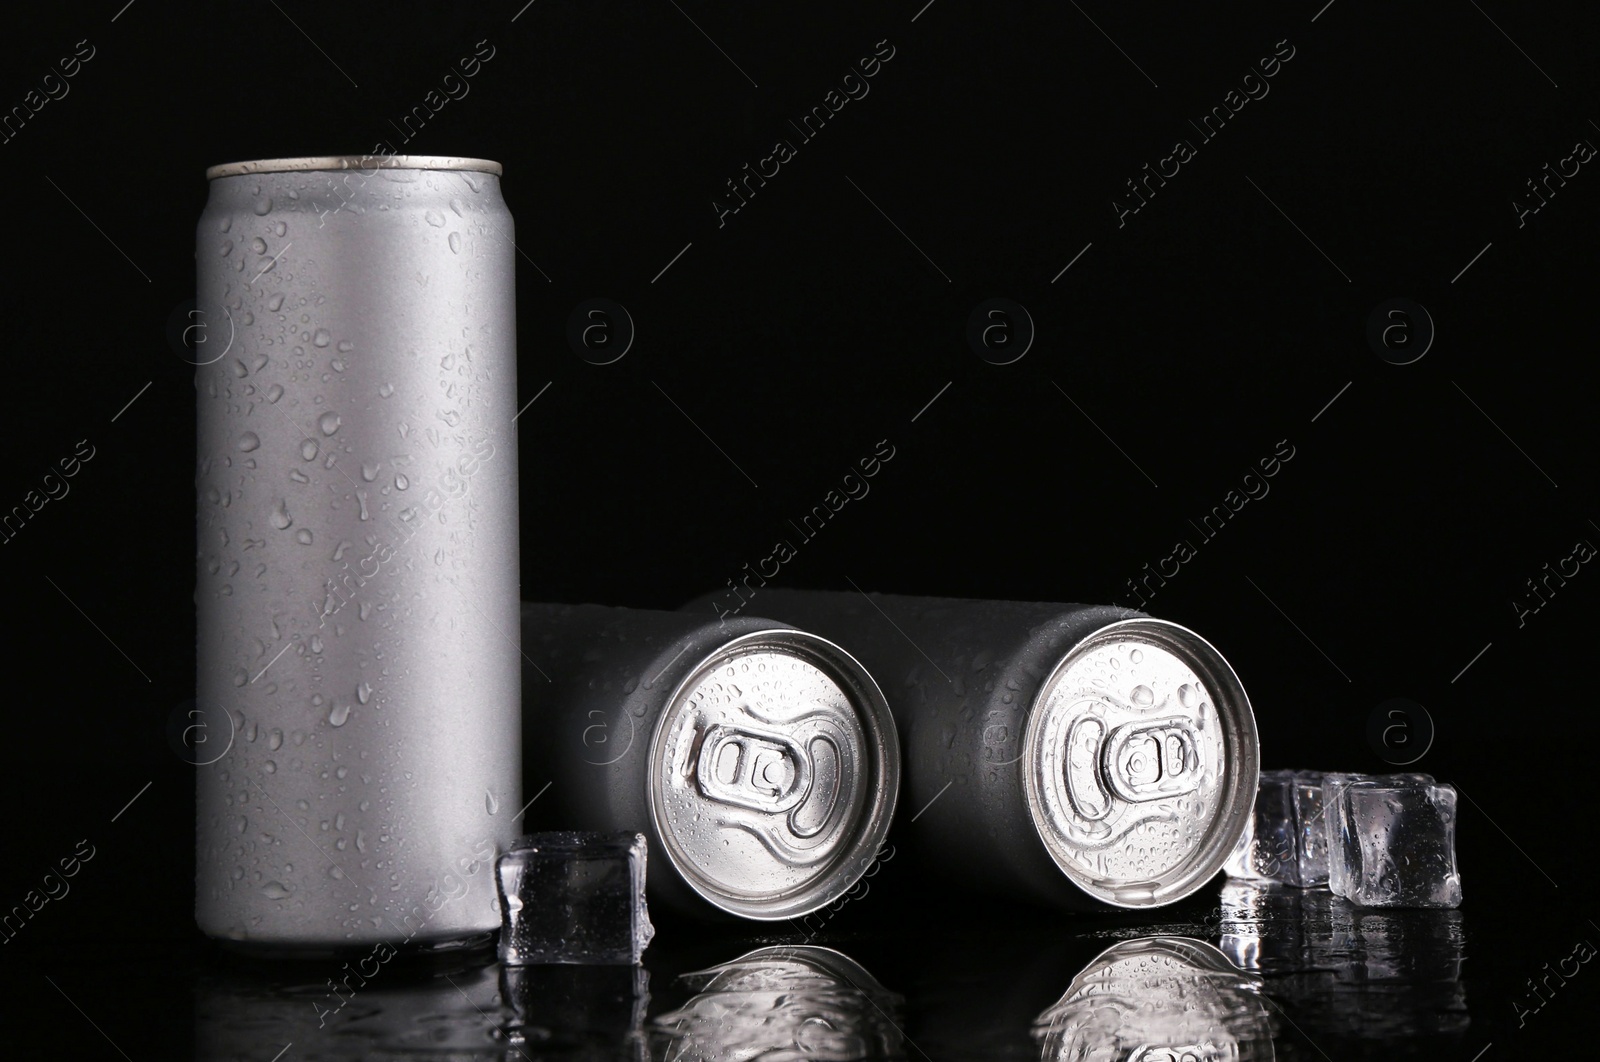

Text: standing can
xmin=686 ymin=591 xmax=1258 ymax=910
xmin=521 ymin=604 xmax=899 ymax=920
xmin=195 ymin=156 xmax=520 ymax=950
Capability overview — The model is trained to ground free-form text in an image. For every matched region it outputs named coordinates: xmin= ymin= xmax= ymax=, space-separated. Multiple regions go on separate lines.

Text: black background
xmin=2 ymin=0 xmax=1597 ymax=1057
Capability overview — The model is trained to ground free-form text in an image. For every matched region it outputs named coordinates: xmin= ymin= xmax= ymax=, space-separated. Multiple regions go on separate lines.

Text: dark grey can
xmin=685 ymin=591 xmax=1258 ymax=910
xmin=520 ymin=604 xmax=899 ymax=921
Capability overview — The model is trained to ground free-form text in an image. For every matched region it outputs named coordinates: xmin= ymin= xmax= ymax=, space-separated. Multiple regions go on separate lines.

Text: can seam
xmin=206 ymin=155 xmax=502 ymax=180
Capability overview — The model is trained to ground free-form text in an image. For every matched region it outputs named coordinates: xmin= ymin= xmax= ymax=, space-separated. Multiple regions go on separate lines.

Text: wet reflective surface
xmin=15 ymin=874 xmax=1597 ymax=1059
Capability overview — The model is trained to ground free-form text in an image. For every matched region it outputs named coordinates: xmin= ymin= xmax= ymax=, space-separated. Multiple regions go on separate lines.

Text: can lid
xmin=205 ymin=155 xmax=502 ymax=180
xmin=1023 ymin=618 xmax=1259 ymax=907
xmin=646 ymin=629 xmax=899 ymax=920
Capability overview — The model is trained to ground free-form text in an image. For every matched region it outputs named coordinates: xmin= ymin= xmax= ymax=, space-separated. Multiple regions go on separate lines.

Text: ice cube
xmin=1322 ymin=772 xmax=1432 ymax=900
xmin=1329 ymin=778 xmax=1461 ymax=908
xmin=1223 ymin=769 xmax=1303 ymax=885
xmin=1292 ymin=771 xmax=1334 ymax=886
xmin=496 ymin=832 xmax=655 ymax=965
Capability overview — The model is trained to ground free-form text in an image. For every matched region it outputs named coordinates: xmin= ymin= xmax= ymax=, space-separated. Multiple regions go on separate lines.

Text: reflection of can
xmin=194 ymin=951 xmax=506 ymax=1057
xmin=687 ymin=591 xmax=1257 ymax=909
xmin=649 ymin=945 xmax=903 ymax=1060
xmin=521 ymin=605 xmax=899 ymax=920
xmin=1033 ymin=937 xmax=1273 ymax=1061
xmin=195 ymin=156 xmax=520 ymax=949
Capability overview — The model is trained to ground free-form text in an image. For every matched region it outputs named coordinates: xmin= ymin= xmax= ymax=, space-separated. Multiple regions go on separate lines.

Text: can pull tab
xmin=1102 ymin=718 xmax=1202 ymax=802
xmin=695 ymin=725 xmax=812 ymax=814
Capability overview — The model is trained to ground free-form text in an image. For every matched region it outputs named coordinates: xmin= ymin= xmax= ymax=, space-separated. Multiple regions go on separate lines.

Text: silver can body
xmin=521 ymin=604 xmax=900 ymax=920
xmin=688 ymin=591 xmax=1258 ymax=910
xmin=195 ymin=156 xmax=520 ymax=948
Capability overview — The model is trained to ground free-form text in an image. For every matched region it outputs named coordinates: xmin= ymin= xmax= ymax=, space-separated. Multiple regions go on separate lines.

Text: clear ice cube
xmin=496 ymin=832 xmax=655 ymax=965
xmin=1329 ymin=778 xmax=1461 ymax=908
xmin=1223 ymin=769 xmax=1303 ymax=885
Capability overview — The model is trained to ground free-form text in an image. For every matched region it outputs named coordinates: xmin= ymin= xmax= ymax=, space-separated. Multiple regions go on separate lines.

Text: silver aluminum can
xmin=520 ymin=604 xmax=900 ymax=920
xmin=686 ymin=591 xmax=1258 ymax=910
xmin=195 ymin=155 xmax=520 ymax=949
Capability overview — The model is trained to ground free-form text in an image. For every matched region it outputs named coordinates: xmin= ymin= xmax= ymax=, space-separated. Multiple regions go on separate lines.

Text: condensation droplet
xmin=237 ymin=432 xmax=260 ymax=452
xmin=318 ymin=412 xmax=341 ymax=435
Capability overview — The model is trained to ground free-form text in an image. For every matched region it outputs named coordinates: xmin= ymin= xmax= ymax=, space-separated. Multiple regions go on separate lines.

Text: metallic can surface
xmin=686 ymin=591 xmax=1258 ymax=909
xmin=195 ymin=156 xmax=520 ymax=948
xmin=521 ymin=604 xmax=899 ymax=920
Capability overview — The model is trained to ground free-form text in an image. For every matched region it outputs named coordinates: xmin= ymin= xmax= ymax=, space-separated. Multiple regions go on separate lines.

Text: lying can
xmin=520 ymin=604 xmax=899 ymax=920
xmin=686 ymin=591 xmax=1258 ymax=909
xmin=195 ymin=156 xmax=520 ymax=950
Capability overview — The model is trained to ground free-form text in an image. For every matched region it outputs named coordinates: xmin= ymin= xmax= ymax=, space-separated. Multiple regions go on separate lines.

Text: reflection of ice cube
xmin=495 ymin=832 xmax=654 ymax=965
xmin=1330 ymin=779 xmax=1461 ymax=908
xmin=500 ymin=964 xmax=648 ymax=1058
xmin=1217 ymin=880 xmax=1468 ymax=1039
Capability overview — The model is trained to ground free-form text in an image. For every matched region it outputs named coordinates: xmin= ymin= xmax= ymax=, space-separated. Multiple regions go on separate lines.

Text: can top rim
xmin=1021 ymin=616 xmax=1259 ymax=908
xmin=205 ymin=156 xmax=503 ymax=180
xmin=646 ymin=626 xmax=901 ymax=920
